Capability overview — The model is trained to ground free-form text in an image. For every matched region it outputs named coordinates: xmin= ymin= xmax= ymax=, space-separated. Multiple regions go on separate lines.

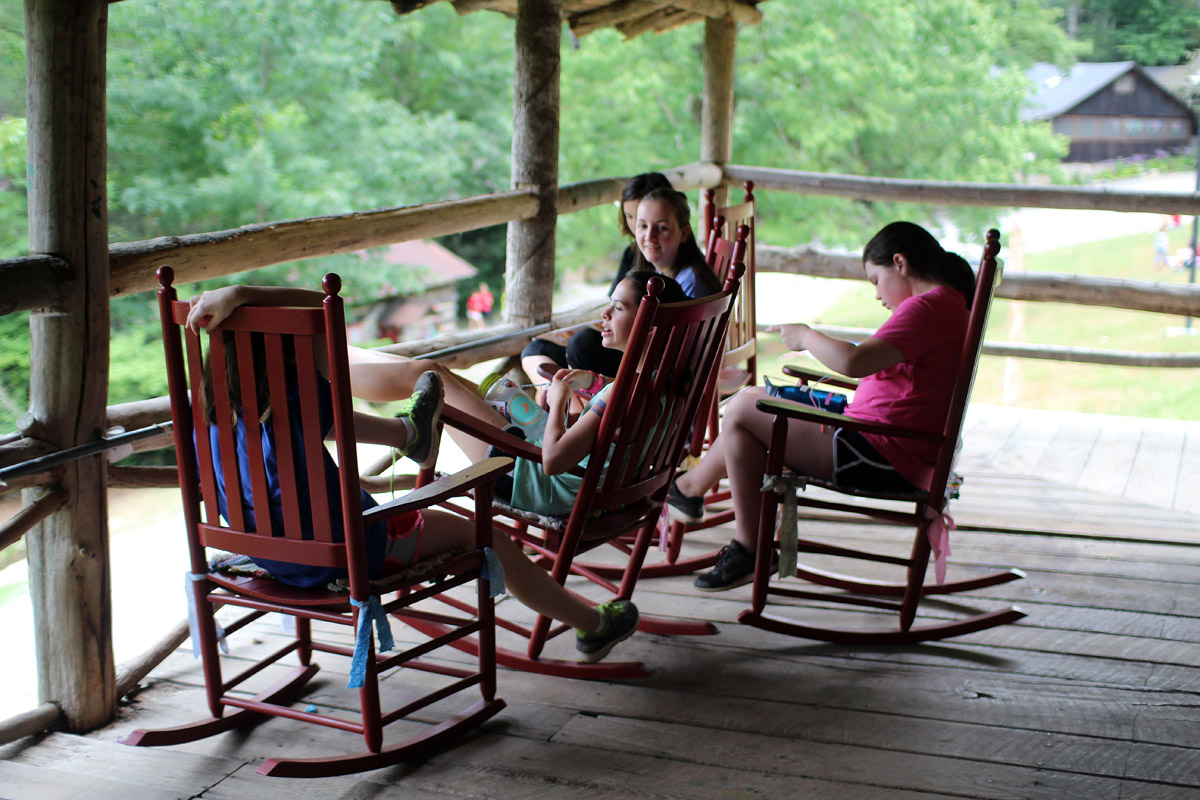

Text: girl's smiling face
xmin=600 ymin=279 xmax=641 ymax=350
xmin=635 ymin=197 xmax=688 ymax=270
xmin=864 ymin=258 xmax=913 ymax=311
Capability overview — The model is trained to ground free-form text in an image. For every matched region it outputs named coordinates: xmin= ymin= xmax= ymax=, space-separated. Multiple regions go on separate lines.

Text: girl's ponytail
xmin=936 ymin=251 xmax=976 ymax=309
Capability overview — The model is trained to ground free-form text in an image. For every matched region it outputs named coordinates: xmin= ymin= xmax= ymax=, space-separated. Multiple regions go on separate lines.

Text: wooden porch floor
xmin=3 ymin=405 xmax=1200 ymax=799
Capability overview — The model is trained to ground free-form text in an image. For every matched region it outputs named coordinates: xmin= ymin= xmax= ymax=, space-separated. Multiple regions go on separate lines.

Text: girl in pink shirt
xmin=670 ymin=221 xmax=976 ymax=591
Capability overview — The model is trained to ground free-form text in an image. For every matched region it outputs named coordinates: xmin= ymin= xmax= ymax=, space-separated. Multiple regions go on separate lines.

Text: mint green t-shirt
xmin=509 ymin=384 xmax=614 ymax=517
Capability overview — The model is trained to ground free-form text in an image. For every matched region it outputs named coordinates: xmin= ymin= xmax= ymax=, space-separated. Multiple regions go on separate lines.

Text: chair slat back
xmin=576 ymin=267 xmax=744 ymax=520
xmin=927 ymin=229 xmax=1002 ymax=506
xmin=715 ymin=188 xmax=756 ymax=372
xmin=157 ymin=269 xmax=365 ymax=580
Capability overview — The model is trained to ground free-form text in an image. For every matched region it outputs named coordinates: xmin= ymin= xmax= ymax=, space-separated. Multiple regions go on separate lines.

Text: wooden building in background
xmin=1024 ymin=61 xmax=1197 ymax=162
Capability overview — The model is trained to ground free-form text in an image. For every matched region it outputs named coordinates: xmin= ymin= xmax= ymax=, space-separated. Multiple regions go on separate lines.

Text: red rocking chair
xmin=122 ymin=268 xmax=510 ymax=777
xmin=409 ymin=269 xmax=743 ymax=679
xmin=738 ymin=229 xmax=1027 ymax=644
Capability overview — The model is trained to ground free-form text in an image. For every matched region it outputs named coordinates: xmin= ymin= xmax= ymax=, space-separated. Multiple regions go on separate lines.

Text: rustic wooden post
xmin=23 ymin=0 xmax=115 ymax=731
xmin=701 ymin=17 xmax=736 ymax=216
xmin=505 ymin=0 xmax=562 ymax=327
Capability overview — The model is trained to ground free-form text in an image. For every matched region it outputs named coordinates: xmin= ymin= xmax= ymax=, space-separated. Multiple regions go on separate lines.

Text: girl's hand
xmin=769 ymin=323 xmax=813 ymax=353
xmin=546 ymin=368 xmax=591 ymax=408
xmin=187 ymin=286 xmax=246 ymax=333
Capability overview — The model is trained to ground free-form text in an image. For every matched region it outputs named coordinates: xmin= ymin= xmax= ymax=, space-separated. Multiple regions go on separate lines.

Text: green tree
xmin=1048 ymin=0 xmax=1200 ymax=65
xmin=557 ymin=0 xmax=1072 ymax=252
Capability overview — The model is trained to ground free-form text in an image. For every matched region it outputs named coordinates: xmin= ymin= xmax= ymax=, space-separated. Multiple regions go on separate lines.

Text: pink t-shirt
xmin=846 ymin=286 xmax=968 ymax=490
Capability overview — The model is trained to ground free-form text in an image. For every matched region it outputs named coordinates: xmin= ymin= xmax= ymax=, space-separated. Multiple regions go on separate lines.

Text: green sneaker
xmin=575 ymin=599 xmax=639 ymax=663
xmin=395 ymin=370 xmax=444 ymax=469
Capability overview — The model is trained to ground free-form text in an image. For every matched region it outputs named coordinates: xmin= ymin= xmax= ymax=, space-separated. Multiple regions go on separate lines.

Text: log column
xmin=701 ymin=17 xmax=736 ymax=213
xmin=505 ymin=0 xmax=562 ymax=327
xmin=23 ymin=0 xmax=114 ymax=730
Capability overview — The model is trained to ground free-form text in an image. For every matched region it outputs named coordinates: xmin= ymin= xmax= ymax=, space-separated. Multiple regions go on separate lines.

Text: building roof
xmin=357 ymin=239 xmax=478 ymax=291
xmin=1022 ymin=61 xmax=1139 ymax=121
xmin=1143 ymin=64 xmax=1196 ymax=97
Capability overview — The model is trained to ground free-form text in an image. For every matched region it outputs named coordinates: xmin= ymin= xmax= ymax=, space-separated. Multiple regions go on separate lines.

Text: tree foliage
xmin=1 ymin=0 xmax=1182 ymax=433
xmin=1047 ymin=0 xmax=1200 ymax=65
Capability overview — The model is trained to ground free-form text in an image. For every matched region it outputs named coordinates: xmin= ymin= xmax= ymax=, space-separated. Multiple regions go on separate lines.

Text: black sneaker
xmin=396 ymin=371 xmax=444 ymax=469
xmin=666 ymin=478 xmax=705 ymax=524
xmin=575 ymin=599 xmax=639 ymax=663
xmin=693 ymin=539 xmax=774 ymax=592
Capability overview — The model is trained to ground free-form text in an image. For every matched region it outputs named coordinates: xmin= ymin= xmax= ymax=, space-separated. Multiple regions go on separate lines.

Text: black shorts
xmin=521 ymin=338 xmax=568 ymax=366
xmin=831 ymin=428 xmax=918 ymax=494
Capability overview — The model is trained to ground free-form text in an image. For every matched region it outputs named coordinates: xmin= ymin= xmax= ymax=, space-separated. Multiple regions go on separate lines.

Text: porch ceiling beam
xmin=571 ymin=0 xmax=759 ymax=37
xmin=617 ymin=7 xmax=701 ymax=38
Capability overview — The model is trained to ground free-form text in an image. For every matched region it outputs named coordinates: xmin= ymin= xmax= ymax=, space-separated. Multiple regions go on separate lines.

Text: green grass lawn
xmin=756 ymin=228 xmax=1200 ymax=421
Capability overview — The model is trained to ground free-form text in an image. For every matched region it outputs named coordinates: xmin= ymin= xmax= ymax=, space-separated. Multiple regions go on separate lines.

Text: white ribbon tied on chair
xmin=185 ymin=572 xmax=227 ymax=658
xmin=762 ymin=474 xmax=803 ymax=578
xmin=348 ymin=595 xmax=394 ymax=689
xmin=925 ymin=506 xmax=956 ymax=585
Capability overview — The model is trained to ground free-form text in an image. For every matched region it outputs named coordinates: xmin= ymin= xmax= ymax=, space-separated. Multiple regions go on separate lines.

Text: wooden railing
xmin=2 ymin=160 xmax=1199 ymax=744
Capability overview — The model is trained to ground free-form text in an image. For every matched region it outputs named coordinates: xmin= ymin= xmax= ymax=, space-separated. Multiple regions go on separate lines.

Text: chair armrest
xmin=363 ymin=457 xmax=514 ymax=523
xmin=439 ymin=400 xmax=590 ymax=478
xmin=781 ymin=363 xmax=859 ymax=391
xmin=754 ymin=397 xmax=943 ymax=443
xmin=440 ymin=405 xmax=546 ymax=463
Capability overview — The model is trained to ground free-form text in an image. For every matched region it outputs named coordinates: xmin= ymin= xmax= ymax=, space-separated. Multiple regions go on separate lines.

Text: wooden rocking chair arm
xmin=439 ymin=405 xmax=546 ymax=463
xmin=781 ymin=363 xmax=859 ymax=391
xmin=754 ymin=397 xmax=943 ymax=443
xmin=363 ymin=457 xmax=514 ymax=522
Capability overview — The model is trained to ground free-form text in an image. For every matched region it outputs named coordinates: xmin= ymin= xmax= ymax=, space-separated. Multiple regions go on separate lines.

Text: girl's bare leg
xmin=419 ymin=509 xmax=599 ymax=631
xmin=719 ymin=389 xmax=836 ymax=550
xmin=346 ymin=347 xmax=506 ymax=461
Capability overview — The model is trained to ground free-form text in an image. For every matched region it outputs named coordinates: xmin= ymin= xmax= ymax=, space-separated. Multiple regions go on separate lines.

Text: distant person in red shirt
xmin=466 ymin=282 xmax=494 ymax=329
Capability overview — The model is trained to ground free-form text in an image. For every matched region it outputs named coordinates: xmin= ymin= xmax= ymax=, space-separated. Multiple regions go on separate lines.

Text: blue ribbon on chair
xmin=480 ymin=547 xmax=506 ymax=597
xmin=347 ymin=595 xmax=394 ymax=689
xmin=185 ymin=572 xmax=227 ymax=658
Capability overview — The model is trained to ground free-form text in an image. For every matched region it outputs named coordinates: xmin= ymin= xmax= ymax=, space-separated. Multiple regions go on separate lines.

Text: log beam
xmin=804 ymin=325 xmax=1200 ymax=368
xmin=701 ymin=17 xmax=736 ymax=210
xmin=617 ymin=7 xmax=698 ymax=38
xmin=569 ymin=0 xmax=657 ymax=36
xmin=723 ymin=164 xmax=1200 ymax=215
xmin=505 ymin=0 xmax=562 ymax=328
xmin=758 ymin=244 xmax=1200 ymax=317
xmin=24 ymin=0 xmax=116 ymax=732
xmin=108 ymin=191 xmax=537 ymax=299
xmin=0 ymin=255 xmax=72 ymax=315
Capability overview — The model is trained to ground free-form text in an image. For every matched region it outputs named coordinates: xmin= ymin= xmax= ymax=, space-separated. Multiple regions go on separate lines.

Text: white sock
xmin=592 ymin=611 xmax=608 ymax=633
xmin=400 ymin=415 xmax=417 ymax=448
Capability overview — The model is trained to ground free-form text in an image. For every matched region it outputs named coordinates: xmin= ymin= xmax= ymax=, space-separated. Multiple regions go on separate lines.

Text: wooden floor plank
xmin=1123 ymin=421 xmax=1187 ymax=509
xmin=12 ymin=412 xmax=1200 ymax=800
xmin=1075 ymin=419 xmax=1142 ymax=499
xmin=1031 ymin=414 xmax=1103 ymax=486
xmin=1175 ymin=425 xmax=1200 ymax=515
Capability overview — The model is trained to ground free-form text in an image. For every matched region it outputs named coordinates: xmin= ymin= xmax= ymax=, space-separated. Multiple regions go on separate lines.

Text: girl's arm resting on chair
xmin=187 ymin=285 xmax=325 ymax=332
xmin=541 ymin=370 xmax=602 ymax=475
xmin=772 ymin=323 xmax=904 ymax=379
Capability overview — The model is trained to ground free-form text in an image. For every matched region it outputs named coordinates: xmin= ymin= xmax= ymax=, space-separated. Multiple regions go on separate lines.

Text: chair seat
xmin=493 ymin=497 xmax=661 ymax=549
xmin=777 ymin=472 xmax=964 ymax=505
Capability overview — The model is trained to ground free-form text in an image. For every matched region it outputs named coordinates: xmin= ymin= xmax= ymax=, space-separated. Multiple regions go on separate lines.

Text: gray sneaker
xmin=396 ymin=371 xmax=444 ymax=469
xmin=693 ymin=539 xmax=775 ymax=592
xmin=666 ymin=478 xmax=705 ymax=524
xmin=575 ymin=599 xmax=639 ymax=663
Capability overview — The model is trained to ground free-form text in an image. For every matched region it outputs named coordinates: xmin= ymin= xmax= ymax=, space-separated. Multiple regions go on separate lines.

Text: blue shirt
xmin=209 ymin=374 xmax=387 ymax=588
